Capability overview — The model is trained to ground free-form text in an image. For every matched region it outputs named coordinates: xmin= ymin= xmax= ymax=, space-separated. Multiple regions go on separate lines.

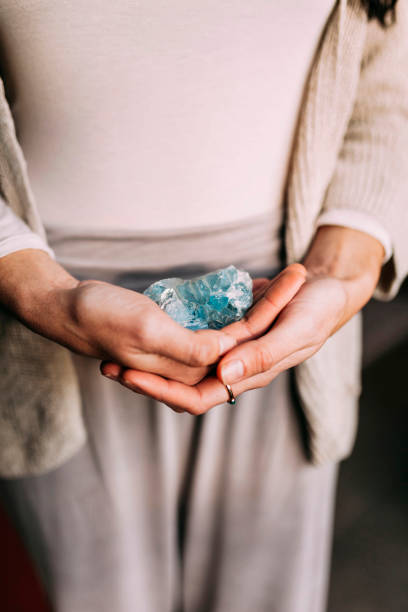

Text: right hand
xmin=62 ymin=279 xmax=238 ymax=384
xmin=0 ymin=250 xmax=236 ymax=386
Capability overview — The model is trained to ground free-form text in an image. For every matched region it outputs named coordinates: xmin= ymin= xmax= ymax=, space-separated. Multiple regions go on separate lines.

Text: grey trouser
xmin=0 ymin=354 xmax=337 ymax=612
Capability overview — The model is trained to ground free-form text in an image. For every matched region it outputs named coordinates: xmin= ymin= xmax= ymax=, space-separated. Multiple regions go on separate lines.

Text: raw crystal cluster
xmin=144 ymin=265 xmax=253 ymax=330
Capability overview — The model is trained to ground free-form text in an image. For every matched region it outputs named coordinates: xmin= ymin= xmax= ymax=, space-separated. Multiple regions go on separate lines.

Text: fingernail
xmin=103 ymin=373 xmax=116 ymax=381
xmin=221 ymin=360 xmax=244 ymax=384
xmin=219 ymin=334 xmax=236 ymax=355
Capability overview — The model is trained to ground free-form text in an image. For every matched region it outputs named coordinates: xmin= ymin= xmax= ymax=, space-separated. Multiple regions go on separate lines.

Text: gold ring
xmin=225 ymin=383 xmax=236 ymax=405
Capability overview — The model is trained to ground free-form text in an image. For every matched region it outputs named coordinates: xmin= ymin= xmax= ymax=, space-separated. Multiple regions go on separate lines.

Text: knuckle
xmin=189 ymin=341 xmax=214 ymax=366
xmin=188 ymin=402 xmax=206 ymax=416
xmin=263 ymin=289 xmax=280 ymax=310
xmin=190 ymin=388 xmax=210 ymax=415
xmin=195 ymin=402 xmax=210 ymax=416
xmin=240 ymin=313 xmax=258 ymax=338
xmin=184 ymin=367 xmax=208 ymax=386
xmin=254 ymin=342 xmax=274 ymax=373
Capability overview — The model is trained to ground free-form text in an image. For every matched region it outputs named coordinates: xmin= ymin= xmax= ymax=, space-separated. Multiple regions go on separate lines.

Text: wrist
xmin=0 ymin=249 xmax=79 ymax=336
xmin=301 ymin=225 xmax=385 ymax=322
xmin=303 ymin=225 xmax=384 ymax=284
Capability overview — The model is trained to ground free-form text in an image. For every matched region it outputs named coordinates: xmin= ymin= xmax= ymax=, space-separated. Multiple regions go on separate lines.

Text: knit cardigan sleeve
xmin=319 ymin=1 xmax=408 ymax=299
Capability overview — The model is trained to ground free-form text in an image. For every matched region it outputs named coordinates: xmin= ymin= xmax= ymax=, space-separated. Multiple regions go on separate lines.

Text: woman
xmin=0 ymin=1 xmax=406 ymax=611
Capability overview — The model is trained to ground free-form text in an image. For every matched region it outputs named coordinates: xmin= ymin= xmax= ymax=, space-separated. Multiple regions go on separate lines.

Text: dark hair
xmin=363 ymin=0 xmax=399 ymax=26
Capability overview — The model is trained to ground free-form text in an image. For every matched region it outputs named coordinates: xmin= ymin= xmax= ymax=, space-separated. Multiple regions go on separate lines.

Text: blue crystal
xmin=144 ymin=265 xmax=253 ymax=330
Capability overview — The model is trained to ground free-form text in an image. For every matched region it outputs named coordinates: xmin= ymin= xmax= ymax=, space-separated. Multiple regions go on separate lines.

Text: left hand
xmin=102 ymin=227 xmax=385 ymax=413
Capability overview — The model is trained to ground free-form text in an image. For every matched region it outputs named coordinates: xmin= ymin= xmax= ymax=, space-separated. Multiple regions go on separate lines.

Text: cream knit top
xmin=0 ymin=0 xmax=407 ymax=477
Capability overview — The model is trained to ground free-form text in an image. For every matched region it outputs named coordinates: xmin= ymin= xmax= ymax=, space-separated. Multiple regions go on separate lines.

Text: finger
xmin=120 ymin=369 xmax=233 ymax=415
xmin=101 ymin=354 xmax=210 ymax=385
xmin=217 ymin=308 xmax=310 ymax=385
xmin=121 ymin=341 xmax=321 ymax=415
xmin=138 ymin=304 xmax=237 ymax=367
xmin=121 ymin=364 xmax=304 ymax=413
xmin=123 ymin=365 xmax=291 ymax=413
xmin=100 ymin=365 xmax=185 ymax=413
xmin=100 ymin=361 xmax=122 ymax=379
xmin=220 ymin=263 xmax=307 ymax=344
xmin=218 ymin=341 xmax=324 ymax=397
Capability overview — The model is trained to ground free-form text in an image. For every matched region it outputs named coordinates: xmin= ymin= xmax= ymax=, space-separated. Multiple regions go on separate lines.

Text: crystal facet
xmin=144 ymin=265 xmax=253 ymax=330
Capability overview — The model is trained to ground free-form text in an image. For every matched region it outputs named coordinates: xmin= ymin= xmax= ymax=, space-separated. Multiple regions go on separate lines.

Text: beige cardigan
xmin=0 ymin=0 xmax=407 ymax=477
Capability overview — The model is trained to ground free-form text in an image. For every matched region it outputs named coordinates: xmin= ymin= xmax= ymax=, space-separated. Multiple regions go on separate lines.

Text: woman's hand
xmin=215 ymin=274 xmax=354 ymax=388
xmin=215 ymin=225 xmax=385 ymax=392
xmin=0 ymin=250 xmax=237 ymax=384
xmin=111 ymin=226 xmax=385 ymax=413
xmin=99 ymin=276 xmax=270 ymax=386
xmin=104 ymin=263 xmax=307 ymax=411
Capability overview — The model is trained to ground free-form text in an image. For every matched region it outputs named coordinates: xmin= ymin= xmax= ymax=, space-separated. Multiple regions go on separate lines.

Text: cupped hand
xmin=98 ymin=276 xmax=273 ymax=387
xmin=105 ymin=263 xmax=308 ymax=412
xmin=215 ymin=272 xmax=348 ymax=389
xmin=49 ymin=279 xmax=238 ymax=385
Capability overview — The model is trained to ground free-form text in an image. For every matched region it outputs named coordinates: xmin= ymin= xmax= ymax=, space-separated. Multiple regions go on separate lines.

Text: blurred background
xmin=1 ymin=280 xmax=407 ymax=612
xmin=328 ymin=277 xmax=408 ymax=612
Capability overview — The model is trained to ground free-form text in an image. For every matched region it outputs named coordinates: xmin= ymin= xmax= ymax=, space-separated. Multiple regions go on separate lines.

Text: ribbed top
xmin=0 ymin=0 xmax=332 ymax=232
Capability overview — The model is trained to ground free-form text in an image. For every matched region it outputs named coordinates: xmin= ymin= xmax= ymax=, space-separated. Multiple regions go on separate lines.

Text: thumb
xmin=219 ymin=263 xmax=307 ymax=343
xmin=143 ymin=309 xmax=237 ymax=366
